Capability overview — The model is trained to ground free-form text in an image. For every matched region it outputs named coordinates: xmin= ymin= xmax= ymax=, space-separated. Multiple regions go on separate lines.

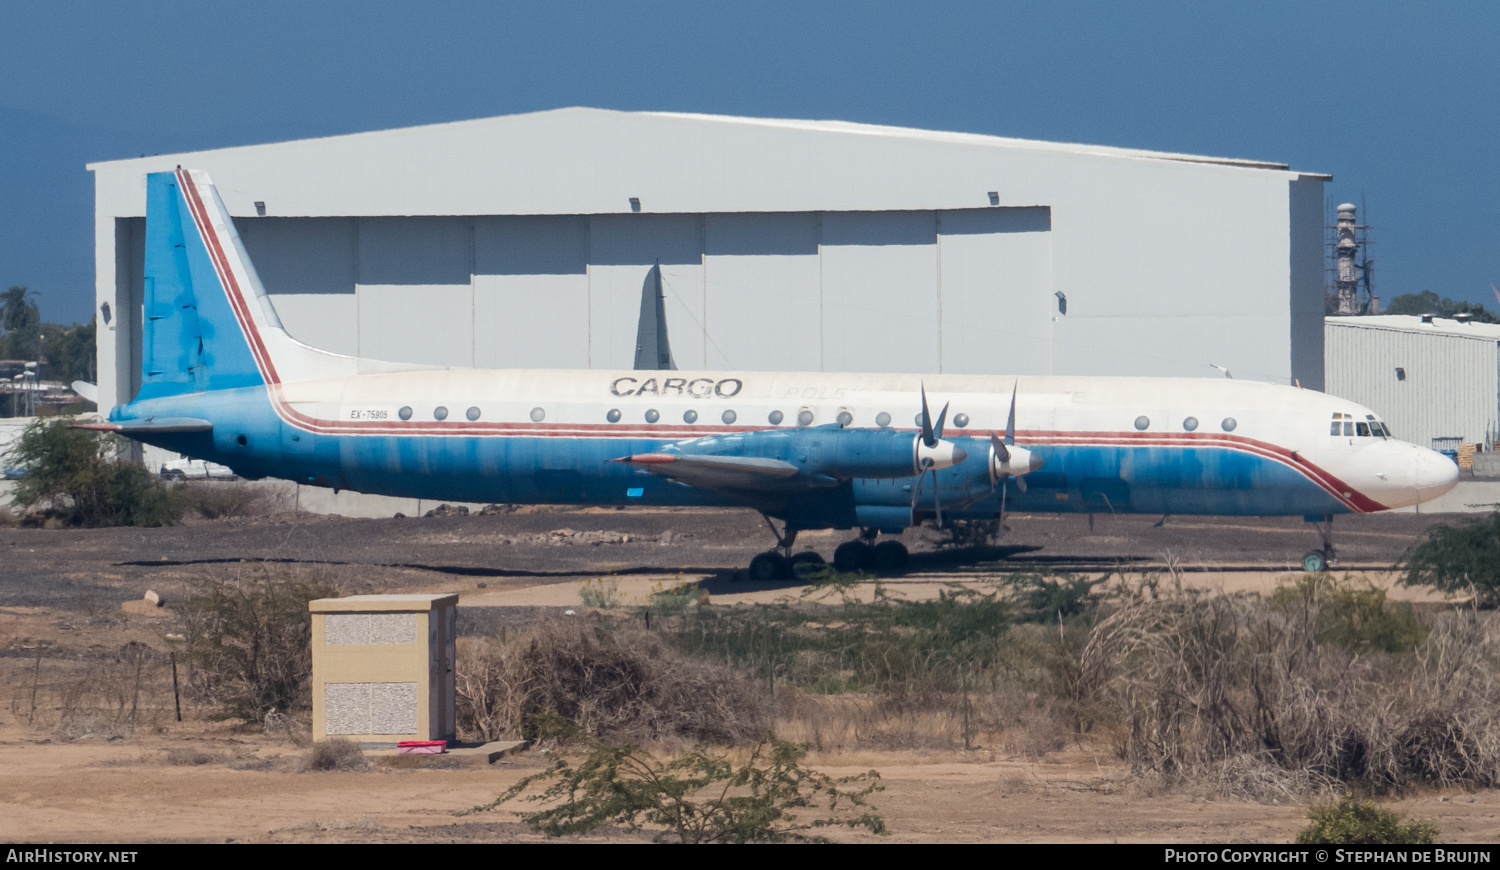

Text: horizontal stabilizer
xmin=73 ymin=417 xmax=214 ymax=434
xmin=70 ymin=381 xmax=98 ymax=404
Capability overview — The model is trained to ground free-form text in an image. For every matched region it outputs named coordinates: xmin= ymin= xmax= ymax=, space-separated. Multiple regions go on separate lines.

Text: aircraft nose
xmin=1414 ymin=448 xmax=1460 ymax=502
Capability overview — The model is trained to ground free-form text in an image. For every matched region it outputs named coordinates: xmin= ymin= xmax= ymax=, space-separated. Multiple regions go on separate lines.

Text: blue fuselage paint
xmin=119 ymin=386 xmax=1350 ymax=525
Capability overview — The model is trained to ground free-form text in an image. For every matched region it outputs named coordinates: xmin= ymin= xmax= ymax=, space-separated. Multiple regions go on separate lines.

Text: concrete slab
xmin=365 ymin=740 xmax=528 ymax=768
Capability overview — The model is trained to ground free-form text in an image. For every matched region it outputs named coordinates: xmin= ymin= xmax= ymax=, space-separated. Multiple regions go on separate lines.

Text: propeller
xmin=911 ymin=383 xmax=963 ymax=527
xmin=989 ymin=383 xmax=1044 ymax=536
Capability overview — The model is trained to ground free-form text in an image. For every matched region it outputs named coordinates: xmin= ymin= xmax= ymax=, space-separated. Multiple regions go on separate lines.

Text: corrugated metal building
xmin=88 ymin=108 xmax=1329 ymax=418
xmin=1326 ymin=315 xmax=1500 ymax=449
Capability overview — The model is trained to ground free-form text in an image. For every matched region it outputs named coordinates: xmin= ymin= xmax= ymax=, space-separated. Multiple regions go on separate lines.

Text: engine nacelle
xmin=668 ymin=426 xmax=968 ymax=480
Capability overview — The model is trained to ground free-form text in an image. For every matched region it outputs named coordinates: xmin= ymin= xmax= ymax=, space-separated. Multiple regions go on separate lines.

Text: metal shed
xmin=1325 ymin=315 xmax=1500 ymax=450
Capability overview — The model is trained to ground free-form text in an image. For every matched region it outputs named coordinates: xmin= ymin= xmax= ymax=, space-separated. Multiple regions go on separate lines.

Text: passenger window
xmin=1356 ymin=423 xmax=1370 ymax=436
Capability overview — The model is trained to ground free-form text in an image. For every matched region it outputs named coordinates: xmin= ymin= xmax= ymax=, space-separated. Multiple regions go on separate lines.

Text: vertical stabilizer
xmin=634 ymin=262 xmax=677 ymax=370
xmin=136 ymin=169 xmax=357 ymax=401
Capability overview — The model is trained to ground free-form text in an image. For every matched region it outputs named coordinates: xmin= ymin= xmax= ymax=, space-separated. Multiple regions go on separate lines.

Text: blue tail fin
xmin=139 ymin=170 xmax=267 ymax=398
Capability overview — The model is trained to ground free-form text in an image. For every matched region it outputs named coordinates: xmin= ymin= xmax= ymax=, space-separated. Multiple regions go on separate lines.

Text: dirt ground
xmin=1 ymin=504 xmax=1492 ymax=843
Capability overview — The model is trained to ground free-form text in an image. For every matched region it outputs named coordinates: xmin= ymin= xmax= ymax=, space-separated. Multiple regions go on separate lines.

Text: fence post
xmin=128 ymin=646 xmax=144 ymax=736
xmin=27 ymin=648 xmax=42 ymax=725
xmin=170 ymin=651 xmax=182 ymax=722
xmin=961 ymin=663 xmax=971 ymax=752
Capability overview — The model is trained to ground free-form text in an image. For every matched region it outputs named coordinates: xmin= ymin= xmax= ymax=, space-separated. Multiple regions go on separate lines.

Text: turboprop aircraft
xmin=81 ymin=169 xmax=1460 ymax=580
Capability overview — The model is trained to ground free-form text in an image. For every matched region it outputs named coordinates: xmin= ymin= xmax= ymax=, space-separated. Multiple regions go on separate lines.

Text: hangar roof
xmin=1327 ymin=315 xmax=1500 ymax=341
xmin=88 ymin=108 xmax=1327 ymax=219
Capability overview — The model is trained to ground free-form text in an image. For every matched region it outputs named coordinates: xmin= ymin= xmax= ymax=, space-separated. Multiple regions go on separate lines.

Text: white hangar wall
xmin=89 ymin=108 xmax=1328 ymax=417
xmin=1326 ymin=316 xmax=1500 ymax=449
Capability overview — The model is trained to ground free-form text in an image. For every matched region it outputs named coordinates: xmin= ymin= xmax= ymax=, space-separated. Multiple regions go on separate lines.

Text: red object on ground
xmin=397 ymin=740 xmax=447 ymax=754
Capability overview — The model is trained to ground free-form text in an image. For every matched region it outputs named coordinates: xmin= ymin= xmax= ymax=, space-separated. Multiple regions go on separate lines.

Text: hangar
xmin=88 ymin=107 xmax=1329 ymax=419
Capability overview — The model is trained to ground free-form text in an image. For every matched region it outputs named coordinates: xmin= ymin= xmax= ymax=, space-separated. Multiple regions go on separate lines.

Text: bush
xmin=180 ymin=569 xmax=338 ymax=721
xmin=577 ymin=577 xmax=620 ymax=609
xmin=7 ymin=418 xmax=180 ymax=527
xmin=1401 ymin=512 xmax=1500 ymax=606
xmin=470 ymin=732 xmax=884 ymax=843
xmin=299 ymin=739 xmax=370 ymax=772
xmin=1271 ymin=574 xmax=1428 ymax=654
xmin=454 ymin=617 xmax=765 ymax=744
xmin=174 ymin=482 xmax=273 ymax=519
xmin=1296 ymin=796 xmax=1438 ymax=844
xmin=1081 ymin=581 xmax=1500 ymax=795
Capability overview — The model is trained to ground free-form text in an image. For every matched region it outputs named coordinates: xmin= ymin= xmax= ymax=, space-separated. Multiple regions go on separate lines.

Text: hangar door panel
xmin=820 ymin=212 xmax=939 ymax=373
xmin=702 ymin=213 xmax=821 ymax=371
xmin=356 ymin=217 xmax=474 ymax=368
xmin=588 ymin=215 xmax=705 ymax=370
xmin=938 ymin=208 xmax=1052 ymax=375
xmin=474 ymin=216 xmax=589 ymax=369
xmin=237 ymin=217 xmax=359 ymax=357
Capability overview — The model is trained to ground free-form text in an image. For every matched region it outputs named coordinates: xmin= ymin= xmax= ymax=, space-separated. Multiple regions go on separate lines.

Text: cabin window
xmin=875 ymin=412 xmax=892 ymax=428
xmin=528 ymin=407 xmax=545 ymax=423
xmin=434 ymin=406 xmax=449 ymax=421
xmin=607 ymin=408 xmax=621 ymax=423
xmin=797 ymin=410 xmax=814 ymax=426
xmin=466 ymin=407 xmax=481 ymax=421
xmin=953 ymin=413 xmax=969 ymax=428
xmin=1134 ymin=416 xmax=1150 ymax=431
xmin=1356 ymin=422 xmax=1371 ymax=437
xmin=721 ymin=409 xmax=736 ymax=424
xmin=768 ymin=410 xmax=784 ymax=425
xmin=1183 ymin=417 xmax=1199 ymax=431
xmin=644 ymin=409 xmax=660 ymax=423
xmin=683 ymin=409 xmax=698 ymax=423
xmin=837 ymin=411 xmax=854 ymax=426
xmin=1221 ymin=417 xmax=1237 ymax=432
xmin=398 ymin=406 xmax=413 ymax=421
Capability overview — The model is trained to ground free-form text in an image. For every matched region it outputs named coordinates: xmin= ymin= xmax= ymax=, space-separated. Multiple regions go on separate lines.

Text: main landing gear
xmin=745 ymin=517 xmax=908 ymax=582
xmin=1301 ymin=515 xmax=1338 ymax=573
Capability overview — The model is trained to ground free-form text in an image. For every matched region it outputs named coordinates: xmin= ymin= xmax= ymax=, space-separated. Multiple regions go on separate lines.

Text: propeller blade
xmin=1016 ymin=474 xmax=1027 ymax=493
xmin=919 ymin=383 xmax=935 ymax=447
xmin=990 ymin=431 xmax=1010 ymax=465
xmin=934 ymin=402 xmax=949 ymax=442
xmin=1005 ymin=382 xmax=1018 ymax=447
xmin=999 ymin=479 xmax=1007 ymax=538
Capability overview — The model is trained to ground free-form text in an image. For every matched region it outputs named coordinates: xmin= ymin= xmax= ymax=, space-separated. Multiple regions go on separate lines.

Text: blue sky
xmin=2 ymin=1 xmax=1496 ymax=325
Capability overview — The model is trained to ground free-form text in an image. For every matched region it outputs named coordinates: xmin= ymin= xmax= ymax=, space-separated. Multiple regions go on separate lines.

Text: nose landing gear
xmin=1302 ymin=515 xmax=1338 ymax=572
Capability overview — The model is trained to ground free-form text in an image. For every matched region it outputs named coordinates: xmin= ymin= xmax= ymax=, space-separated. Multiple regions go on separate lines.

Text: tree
xmin=1399 ymin=511 xmax=1500 ymax=606
xmin=8 ymin=418 xmax=179 ymax=527
xmin=469 ymin=731 xmax=885 ymax=843
xmin=1 ymin=285 xmax=39 ymax=334
xmin=1384 ymin=290 xmax=1500 ymax=324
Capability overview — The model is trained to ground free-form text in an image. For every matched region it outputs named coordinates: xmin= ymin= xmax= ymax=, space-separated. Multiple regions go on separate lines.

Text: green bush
xmin=577 ymin=577 xmax=620 ymax=609
xmin=7 ymin=418 xmax=180 ymax=527
xmin=1272 ymin=574 xmax=1428 ymax=654
xmin=470 ymin=731 xmax=885 ymax=843
xmin=180 ymin=569 xmax=338 ymax=721
xmin=1401 ymin=512 xmax=1500 ymax=606
xmin=1295 ymin=796 xmax=1438 ymax=844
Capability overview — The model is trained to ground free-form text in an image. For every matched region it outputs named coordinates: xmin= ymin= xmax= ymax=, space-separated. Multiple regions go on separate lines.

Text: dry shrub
xmin=165 ymin=748 xmax=225 ymax=766
xmin=174 ymin=482 xmax=278 ymax=519
xmin=1081 ymin=577 xmax=1500 ymax=796
xmin=456 ymin=617 xmax=765 ymax=744
xmin=0 ymin=505 xmax=18 ymax=528
xmin=299 ymin=739 xmax=370 ymax=772
xmin=48 ymin=645 xmax=173 ymax=740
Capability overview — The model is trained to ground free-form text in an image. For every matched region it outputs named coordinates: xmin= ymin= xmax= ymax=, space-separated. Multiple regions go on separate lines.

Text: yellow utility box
xmin=309 ymin=593 xmax=458 ymax=743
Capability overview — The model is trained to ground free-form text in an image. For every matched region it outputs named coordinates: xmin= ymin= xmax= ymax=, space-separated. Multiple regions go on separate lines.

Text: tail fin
xmin=139 ymin=169 xmax=353 ymax=400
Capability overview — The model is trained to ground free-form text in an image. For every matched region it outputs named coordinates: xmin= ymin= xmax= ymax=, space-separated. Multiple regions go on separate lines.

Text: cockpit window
xmin=1356 ymin=422 xmax=1370 ymax=437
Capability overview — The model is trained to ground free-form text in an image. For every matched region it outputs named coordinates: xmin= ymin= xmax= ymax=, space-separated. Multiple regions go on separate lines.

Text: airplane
xmin=80 ymin=168 xmax=1461 ymax=579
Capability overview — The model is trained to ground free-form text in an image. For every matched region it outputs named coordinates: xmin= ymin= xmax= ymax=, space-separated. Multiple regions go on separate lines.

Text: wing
xmin=613 ymin=453 xmax=838 ymax=493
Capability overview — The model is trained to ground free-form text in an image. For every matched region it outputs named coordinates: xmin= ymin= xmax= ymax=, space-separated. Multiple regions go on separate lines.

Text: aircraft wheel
xmin=748 ymin=552 xmax=790 ymax=582
xmin=789 ymin=551 xmax=827 ymax=579
xmin=833 ymin=541 xmax=871 ymax=572
xmin=1302 ymin=550 xmax=1327 ymax=573
xmin=872 ymin=540 xmax=909 ymax=572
